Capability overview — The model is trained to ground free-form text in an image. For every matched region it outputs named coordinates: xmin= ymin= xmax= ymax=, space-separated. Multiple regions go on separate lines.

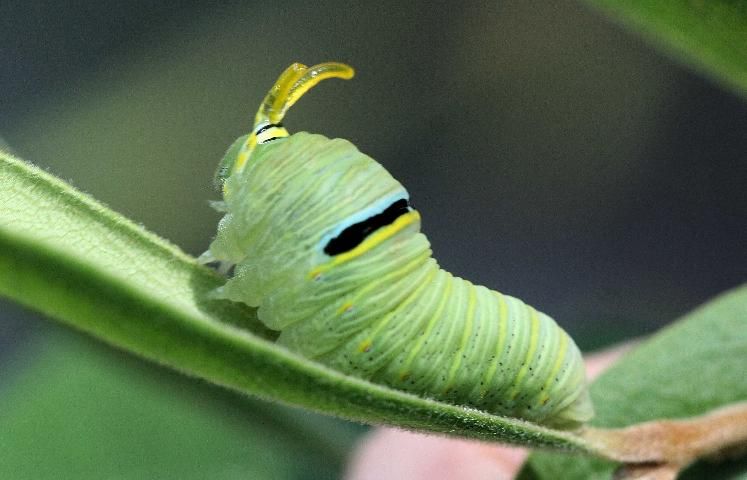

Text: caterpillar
xmin=202 ymin=62 xmax=593 ymax=429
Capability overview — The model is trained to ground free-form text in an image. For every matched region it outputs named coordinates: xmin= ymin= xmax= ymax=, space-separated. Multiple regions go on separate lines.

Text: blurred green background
xmin=1 ymin=1 xmax=745 ymax=478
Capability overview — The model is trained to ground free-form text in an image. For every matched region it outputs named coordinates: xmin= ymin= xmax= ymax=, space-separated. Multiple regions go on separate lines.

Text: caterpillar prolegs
xmin=203 ymin=62 xmax=593 ymax=428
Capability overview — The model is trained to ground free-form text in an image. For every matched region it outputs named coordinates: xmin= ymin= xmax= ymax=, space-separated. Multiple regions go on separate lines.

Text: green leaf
xmin=0 ymin=151 xmax=590 ymax=451
xmin=0 ymin=326 xmax=354 ymax=480
xmin=583 ymin=0 xmax=747 ymax=98
xmin=520 ymin=284 xmax=747 ymax=479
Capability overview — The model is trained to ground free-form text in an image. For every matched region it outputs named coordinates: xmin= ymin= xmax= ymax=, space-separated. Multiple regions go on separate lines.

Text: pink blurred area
xmin=346 ymin=429 xmax=526 ymax=480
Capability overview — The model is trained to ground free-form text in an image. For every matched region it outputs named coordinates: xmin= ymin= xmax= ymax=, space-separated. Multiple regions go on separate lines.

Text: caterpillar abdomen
xmin=274 ymin=227 xmax=590 ymax=427
xmin=205 ymin=62 xmax=593 ymax=429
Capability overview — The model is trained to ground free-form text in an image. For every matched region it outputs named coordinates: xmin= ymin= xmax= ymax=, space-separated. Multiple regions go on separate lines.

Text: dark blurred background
xmin=1 ymin=1 xmax=745 ymax=479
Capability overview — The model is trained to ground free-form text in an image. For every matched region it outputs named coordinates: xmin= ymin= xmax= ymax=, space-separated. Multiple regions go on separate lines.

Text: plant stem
xmin=581 ymin=401 xmax=747 ymax=476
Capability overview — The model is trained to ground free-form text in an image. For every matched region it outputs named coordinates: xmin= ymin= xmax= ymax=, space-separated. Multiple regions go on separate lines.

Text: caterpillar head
xmin=205 ymin=63 xmax=423 ymax=315
xmin=213 ymin=62 xmax=354 ymax=191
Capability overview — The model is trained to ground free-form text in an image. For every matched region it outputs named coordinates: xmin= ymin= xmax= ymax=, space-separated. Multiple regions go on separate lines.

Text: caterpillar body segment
xmin=205 ymin=62 xmax=593 ymax=428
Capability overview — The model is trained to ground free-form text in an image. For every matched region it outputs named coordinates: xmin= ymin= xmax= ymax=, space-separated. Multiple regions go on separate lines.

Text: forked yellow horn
xmin=256 ymin=62 xmax=355 ymax=126
xmin=232 ymin=62 xmax=355 ymax=175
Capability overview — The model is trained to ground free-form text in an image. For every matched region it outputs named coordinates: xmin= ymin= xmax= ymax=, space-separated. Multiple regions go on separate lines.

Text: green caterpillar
xmin=202 ymin=62 xmax=593 ymax=428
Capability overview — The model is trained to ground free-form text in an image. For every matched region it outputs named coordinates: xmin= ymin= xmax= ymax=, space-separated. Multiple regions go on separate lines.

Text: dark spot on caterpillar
xmin=324 ymin=199 xmax=410 ymax=255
